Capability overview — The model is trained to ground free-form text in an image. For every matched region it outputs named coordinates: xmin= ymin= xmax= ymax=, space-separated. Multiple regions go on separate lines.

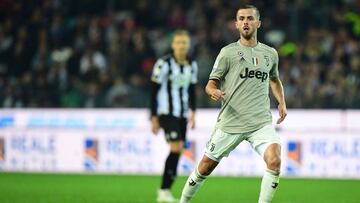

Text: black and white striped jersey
xmin=150 ymin=54 xmax=198 ymax=118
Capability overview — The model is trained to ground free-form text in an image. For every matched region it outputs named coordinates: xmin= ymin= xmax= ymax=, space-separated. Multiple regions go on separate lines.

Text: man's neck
xmin=239 ymin=36 xmax=258 ymax=47
xmin=174 ymin=53 xmax=187 ymax=64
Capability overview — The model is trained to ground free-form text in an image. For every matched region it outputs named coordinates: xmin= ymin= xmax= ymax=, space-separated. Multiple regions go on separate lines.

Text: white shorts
xmin=204 ymin=124 xmax=281 ymax=162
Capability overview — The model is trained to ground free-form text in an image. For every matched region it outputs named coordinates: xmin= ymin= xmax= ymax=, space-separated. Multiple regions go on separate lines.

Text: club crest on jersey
xmin=252 ymin=57 xmax=259 ymax=66
xmin=264 ymin=55 xmax=270 ymax=66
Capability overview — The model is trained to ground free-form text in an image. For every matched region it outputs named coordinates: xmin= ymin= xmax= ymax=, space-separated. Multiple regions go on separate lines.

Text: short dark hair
xmin=237 ymin=5 xmax=260 ymax=20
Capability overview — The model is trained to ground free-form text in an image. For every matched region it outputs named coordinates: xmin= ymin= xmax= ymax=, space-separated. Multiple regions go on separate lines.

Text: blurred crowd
xmin=0 ymin=0 xmax=359 ymax=108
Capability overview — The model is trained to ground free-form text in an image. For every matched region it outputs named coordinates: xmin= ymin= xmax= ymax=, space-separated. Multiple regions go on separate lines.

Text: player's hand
xmin=276 ymin=103 xmax=287 ymax=124
xmin=210 ymin=89 xmax=225 ymax=101
xmin=188 ymin=111 xmax=196 ymax=129
xmin=150 ymin=116 xmax=160 ymax=135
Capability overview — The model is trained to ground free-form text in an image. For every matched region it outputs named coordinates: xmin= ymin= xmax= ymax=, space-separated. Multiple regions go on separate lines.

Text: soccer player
xmin=180 ymin=5 xmax=287 ymax=203
xmin=150 ymin=30 xmax=198 ymax=203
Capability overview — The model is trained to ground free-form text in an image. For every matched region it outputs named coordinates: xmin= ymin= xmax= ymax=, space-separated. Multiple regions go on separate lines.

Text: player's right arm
xmin=205 ymin=80 xmax=225 ymax=101
xmin=150 ymin=59 xmax=166 ymax=135
xmin=150 ymin=82 xmax=161 ymax=134
xmin=206 ymin=48 xmax=228 ymax=102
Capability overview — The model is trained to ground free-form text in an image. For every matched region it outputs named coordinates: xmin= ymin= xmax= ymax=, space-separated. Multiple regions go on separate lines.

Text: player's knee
xmin=170 ymin=147 xmax=183 ymax=154
xmin=198 ymin=156 xmax=218 ymax=176
xmin=169 ymin=142 xmax=184 ymax=153
xmin=266 ymin=156 xmax=281 ymax=171
xmin=198 ymin=165 xmax=212 ymax=176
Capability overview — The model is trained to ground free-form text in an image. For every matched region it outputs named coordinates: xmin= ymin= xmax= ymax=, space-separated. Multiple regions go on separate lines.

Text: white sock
xmin=180 ymin=167 xmax=207 ymax=203
xmin=258 ymin=169 xmax=280 ymax=203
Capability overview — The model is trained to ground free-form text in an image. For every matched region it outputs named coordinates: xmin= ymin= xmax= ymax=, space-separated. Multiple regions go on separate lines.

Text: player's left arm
xmin=188 ymin=61 xmax=198 ymax=129
xmin=188 ymin=83 xmax=196 ymax=129
xmin=149 ymin=59 xmax=166 ymax=134
xmin=270 ymin=77 xmax=287 ymax=124
xmin=269 ymin=48 xmax=287 ymax=124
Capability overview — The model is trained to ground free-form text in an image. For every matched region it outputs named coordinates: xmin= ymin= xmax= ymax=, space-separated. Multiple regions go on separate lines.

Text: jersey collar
xmin=171 ymin=52 xmax=191 ymax=65
xmin=237 ymin=40 xmax=260 ymax=48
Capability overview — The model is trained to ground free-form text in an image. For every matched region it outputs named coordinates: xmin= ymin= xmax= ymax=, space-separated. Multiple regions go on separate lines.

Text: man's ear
xmin=257 ymin=20 xmax=261 ymax=28
xmin=235 ymin=21 xmax=238 ymax=29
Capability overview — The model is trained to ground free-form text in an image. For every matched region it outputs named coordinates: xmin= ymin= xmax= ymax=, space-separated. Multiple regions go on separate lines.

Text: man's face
xmin=235 ymin=8 xmax=261 ymax=40
xmin=172 ymin=34 xmax=190 ymax=56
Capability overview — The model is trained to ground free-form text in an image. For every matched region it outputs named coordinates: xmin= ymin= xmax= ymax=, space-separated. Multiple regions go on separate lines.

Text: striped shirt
xmin=150 ymin=54 xmax=198 ymax=118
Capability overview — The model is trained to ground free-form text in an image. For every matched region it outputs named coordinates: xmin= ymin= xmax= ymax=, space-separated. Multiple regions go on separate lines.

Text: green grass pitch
xmin=0 ymin=173 xmax=359 ymax=203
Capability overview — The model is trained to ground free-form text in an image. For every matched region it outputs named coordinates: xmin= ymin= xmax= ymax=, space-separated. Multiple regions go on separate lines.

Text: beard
xmin=240 ymin=29 xmax=255 ymax=40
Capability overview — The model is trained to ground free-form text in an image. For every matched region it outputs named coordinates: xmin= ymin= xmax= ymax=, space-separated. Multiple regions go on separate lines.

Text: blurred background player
xmin=180 ymin=5 xmax=286 ymax=203
xmin=150 ymin=30 xmax=198 ymax=202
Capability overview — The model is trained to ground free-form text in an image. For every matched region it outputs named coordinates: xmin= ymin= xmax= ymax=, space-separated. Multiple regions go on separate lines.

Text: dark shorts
xmin=158 ymin=115 xmax=187 ymax=142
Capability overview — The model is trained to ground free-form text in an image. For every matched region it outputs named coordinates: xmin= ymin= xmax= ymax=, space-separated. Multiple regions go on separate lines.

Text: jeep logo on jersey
xmin=239 ymin=68 xmax=268 ymax=82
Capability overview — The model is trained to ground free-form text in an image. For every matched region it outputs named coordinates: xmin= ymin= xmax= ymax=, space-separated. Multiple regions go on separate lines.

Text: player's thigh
xmin=247 ymin=124 xmax=281 ymax=158
xmin=204 ymin=128 xmax=244 ymax=162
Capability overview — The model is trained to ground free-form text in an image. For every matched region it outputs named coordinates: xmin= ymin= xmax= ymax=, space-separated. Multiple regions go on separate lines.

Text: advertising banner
xmin=0 ymin=109 xmax=359 ymax=178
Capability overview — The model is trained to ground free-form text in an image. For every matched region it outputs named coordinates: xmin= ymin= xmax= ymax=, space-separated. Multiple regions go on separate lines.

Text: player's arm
xmin=269 ymin=48 xmax=287 ymax=124
xmin=206 ymin=48 xmax=228 ymax=101
xmin=150 ymin=59 xmax=165 ymax=134
xmin=270 ymin=77 xmax=287 ymax=124
xmin=188 ymin=83 xmax=196 ymax=128
xmin=205 ymin=79 xmax=225 ymax=101
xmin=150 ymin=81 xmax=161 ymax=134
xmin=188 ymin=61 xmax=198 ymax=129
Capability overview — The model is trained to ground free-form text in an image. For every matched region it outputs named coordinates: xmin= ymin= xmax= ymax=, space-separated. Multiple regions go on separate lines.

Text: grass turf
xmin=0 ymin=173 xmax=359 ymax=203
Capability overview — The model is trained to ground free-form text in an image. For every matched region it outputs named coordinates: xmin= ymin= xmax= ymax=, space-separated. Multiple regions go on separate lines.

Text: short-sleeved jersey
xmin=209 ymin=41 xmax=279 ymax=133
xmin=151 ymin=54 xmax=198 ymax=118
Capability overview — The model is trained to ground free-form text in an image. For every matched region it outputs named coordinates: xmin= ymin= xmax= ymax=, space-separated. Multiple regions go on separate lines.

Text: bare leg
xmin=180 ymin=155 xmax=219 ymax=203
xmin=263 ymin=143 xmax=281 ymax=172
xmin=258 ymin=143 xmax=281 ymax=203
xmin=197 ymin=155 xmax=219 ymax=175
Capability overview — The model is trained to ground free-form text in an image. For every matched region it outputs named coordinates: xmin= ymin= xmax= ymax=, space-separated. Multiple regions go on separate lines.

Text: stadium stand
xmin=0 ymin=0 xmax=359 ymax=108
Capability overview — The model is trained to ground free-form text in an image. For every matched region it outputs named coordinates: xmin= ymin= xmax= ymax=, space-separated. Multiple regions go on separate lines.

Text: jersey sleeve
xmin=191 ymin=61 xmax=198 ymax=84
xmin=269 ymin=48 xmax=279 ymax=79
xmin=150 ymin=82 xmax=160 ymax=116
xmin=209 ymin=48 xmax=229 ymax=81
xmin=151 ymin=59 xmax=167 ymax=84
